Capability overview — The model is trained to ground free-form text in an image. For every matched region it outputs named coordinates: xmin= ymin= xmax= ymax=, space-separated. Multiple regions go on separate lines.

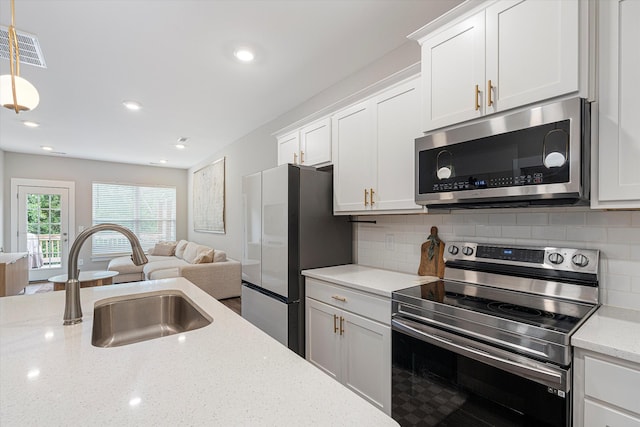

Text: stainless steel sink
xmin=91 ymin=291 xmax=212 ymax=348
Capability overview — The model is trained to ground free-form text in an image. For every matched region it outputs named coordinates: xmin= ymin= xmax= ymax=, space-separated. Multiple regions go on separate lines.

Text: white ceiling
xmin=0 ymin=0 xmax=461 ymax=169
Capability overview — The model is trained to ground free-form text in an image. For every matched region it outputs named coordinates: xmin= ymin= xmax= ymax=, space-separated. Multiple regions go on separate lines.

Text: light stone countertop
xmin=572 ymin=305 xmax=640 ymax=364
xmin=0 ymin=277 xmax=398 ymax=426
xmin=302 ymin=264 xmax=437 ymax=297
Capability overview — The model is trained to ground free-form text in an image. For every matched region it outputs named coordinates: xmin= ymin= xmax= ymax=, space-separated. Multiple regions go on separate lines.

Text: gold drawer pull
xmin=487 ymin=80 xmax=493 ymax=107
xmin=333 ymin=314 xmax=338 ymax=333
xmin=370 ymin=188 xmax=375 ymax=205
xmin=300 ymin=150 xmax=305 ymax=164
xmin=293 ymin=152 xmax=298 ymax=164
xmin=475 ymin=84 xmax=480 ymax=111
xmin=331 ymin=295 xmax=347 ymax=302
xmin=339 ymin=316 xmax=344 ymax=336
xmin=364 ymin=188 xmax=369 ymax=206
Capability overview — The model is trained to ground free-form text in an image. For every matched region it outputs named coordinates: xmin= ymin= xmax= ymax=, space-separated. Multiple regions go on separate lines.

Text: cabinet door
xmin=584 ymin=399 xmax=640 ymax=427
xmin=340 ymin=309 xmax=391 ymax=415
xmin=597 ymin=0 xmax=640 ymax=205
xmin=277 ymin=131 xmax=299 ymax=166
xmin=332 ymin=100 xmax=374 ymax=213
xmin=300 ymin=117 xmax=331 ymax=166
xmin=421 ymin=11 xmax=485 ymax=131
xmin=372 ymin=77 xmax=423 ymax=212
xmin=486 ymin=0 xmax=579 ymax=113
xmin=306 ymin=298 xmax=341 ymax=381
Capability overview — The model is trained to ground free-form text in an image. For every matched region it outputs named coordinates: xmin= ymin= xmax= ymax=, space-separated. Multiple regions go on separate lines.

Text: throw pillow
xmin=213 ymin=250 xmax=227 ymax=262
xmin=182 ymin=242 xmax=200 ymax=264
xmin=151 ymin=242 xmax=177 ymax=256
xmin=194 ymin=248 xmax=214 ymax=264
xmin=174 ymin=240 xmax=188 ymax=258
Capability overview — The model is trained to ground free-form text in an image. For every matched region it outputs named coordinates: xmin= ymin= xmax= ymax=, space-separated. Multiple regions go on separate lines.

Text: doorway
xmin=11 ymin=179 xmax=75 ymax=282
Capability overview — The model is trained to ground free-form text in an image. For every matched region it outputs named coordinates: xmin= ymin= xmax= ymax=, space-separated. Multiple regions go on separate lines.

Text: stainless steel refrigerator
xmin=241 ymin=164 xmax=352 ymax=356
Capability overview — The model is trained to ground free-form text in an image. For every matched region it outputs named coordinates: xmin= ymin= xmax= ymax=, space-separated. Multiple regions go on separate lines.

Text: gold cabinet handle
xmin=487 ymin=80 xmax=493 ymax=107
xmin=364 ymin=188 xmax=369 ymax=206
xmin=293 ymin=152 xmax=298 ymax=164
xmin=300 ymin=150 xmax=304 ymax=164
xmin=370 ymin=188 xmax=375 ymax=205
xmin=331 ymin=295 xmax=347 ymax=302
xmin=339 ymin=316 xmax=344 ymax=336
xmin=333 ymin=314 xmax=338 ymax=334
xmin=475 ymin=84 xmax=480 ymax=111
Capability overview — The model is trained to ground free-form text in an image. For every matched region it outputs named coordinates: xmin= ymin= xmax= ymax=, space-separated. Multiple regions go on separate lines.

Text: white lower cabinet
xmin=573 ymin=348 xmax=640 ymax=426
xmin=305 ymin=278 xmax=391 ymax=415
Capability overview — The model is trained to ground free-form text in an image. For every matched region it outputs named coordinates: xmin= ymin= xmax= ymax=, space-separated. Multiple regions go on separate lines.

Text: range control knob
xmin=462 ymin=246 xmax=474 ymax=256
xmin=572 ymin=254 xmax=590 ymax=268
xmin=548 ymin=252 xmax=564 ymax=265
xmin=448 ymin=245 xmax=459 ymax=255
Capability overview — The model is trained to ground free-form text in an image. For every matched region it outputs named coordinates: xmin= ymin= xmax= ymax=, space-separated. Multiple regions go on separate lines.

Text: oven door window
xmin=392 ymin=331 xmax=569 ymax=426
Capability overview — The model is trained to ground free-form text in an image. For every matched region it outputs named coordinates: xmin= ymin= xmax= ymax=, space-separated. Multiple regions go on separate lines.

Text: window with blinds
xmin=92 ymin=182 xmax=176 ymax=257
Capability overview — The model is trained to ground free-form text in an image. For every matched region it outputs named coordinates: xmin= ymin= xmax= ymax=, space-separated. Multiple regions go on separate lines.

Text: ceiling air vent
xmin=0 ymin=26 xmax=47 ymax=68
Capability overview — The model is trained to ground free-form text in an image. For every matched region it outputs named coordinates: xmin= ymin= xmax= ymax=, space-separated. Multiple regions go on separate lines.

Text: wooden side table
xmin=49 ymin=271 xmax=119 ymax=291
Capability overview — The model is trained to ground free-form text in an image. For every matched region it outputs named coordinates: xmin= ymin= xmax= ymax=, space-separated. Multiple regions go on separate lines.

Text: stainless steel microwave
xmin=415 ymin=97 xmax=590 ymax=209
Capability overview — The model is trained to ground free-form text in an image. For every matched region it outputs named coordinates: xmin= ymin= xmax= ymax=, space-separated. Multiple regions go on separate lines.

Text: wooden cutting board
xmin=418 ymin=226 xmax=445 ymax=279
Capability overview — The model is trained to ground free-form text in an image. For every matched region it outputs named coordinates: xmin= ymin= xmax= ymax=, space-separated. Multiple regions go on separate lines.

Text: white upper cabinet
xmin=413 ymin=0 xmax=581 ymax=132
xmin=593 ymin=0 xmax=640 ymax=208
xmin=332 ymin=76 xmax=423 ymax=214
xmin=332 ymin=100 xmax=374 ymax=213
xmin=277 ymin=131 xmax=300 ymax=166
xmin=299 ymin=117 xmax=331 ymax=167
xmin=485 ymin=0 xmax=579 ymax=113
xmin=421 ymin=11 xmax=486 ymax=130
xmin=276 ymin=117 xmax=331 ymax=167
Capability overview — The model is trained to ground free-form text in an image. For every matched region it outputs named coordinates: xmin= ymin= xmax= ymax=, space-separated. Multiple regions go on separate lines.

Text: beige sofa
xmin=107 ymin=240 xmax=241 ymax=300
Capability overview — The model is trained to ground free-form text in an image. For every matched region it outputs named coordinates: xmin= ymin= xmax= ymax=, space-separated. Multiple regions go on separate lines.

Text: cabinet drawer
xmin=584 ymin=399 xmax=640 ymax=427
xmin=306 ymin=278 xmax=390 ymax=325
xmin=585 ymin=356 xmax=640 ymax=414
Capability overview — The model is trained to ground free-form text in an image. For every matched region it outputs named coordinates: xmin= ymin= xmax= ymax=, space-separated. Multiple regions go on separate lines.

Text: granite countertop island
xmin=0 ymin=277 xmax=398 ymax=426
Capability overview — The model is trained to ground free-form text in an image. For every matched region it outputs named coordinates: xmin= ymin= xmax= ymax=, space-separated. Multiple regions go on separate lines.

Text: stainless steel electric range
xmin=391 ymin=242 xmax=599 ymax=427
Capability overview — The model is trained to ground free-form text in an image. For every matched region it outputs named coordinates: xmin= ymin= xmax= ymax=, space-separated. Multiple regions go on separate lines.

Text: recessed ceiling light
xmin=176 ymin=137 xmax=188 ymax=149
xmin=234 ymin=49 xmax=255 ymax=63
xmin=41 ymin=146 xmax=53 ymax=151
xmin=23 ymin=120 xmax=40 ymax=128
xmin=122 ymin=100 xmax=142 ymax=111
xmin=159 ymin=159 xmax=168 ymax=164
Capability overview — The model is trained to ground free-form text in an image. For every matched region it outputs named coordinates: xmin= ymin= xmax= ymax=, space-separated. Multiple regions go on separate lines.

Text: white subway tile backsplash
xmin=502 ymin=225 xmax=531 ymax=239
xmin=607 ymin=227 xmax=640 ymax=244
xmin=516 ymin=212 xmax=548 ymax=225
xmin=586 ymin=211 xmax=632 ymax=227
xmin=549 ymin=212 xmax=586 ymax=226
xmin=566 ymin=226 xmax=606 ymax=242
xmin=355 ymin=209 xmax=640 ymax=311
xmin=489 ymin=213 xmax=517 ymax=225
xmin=476 ymin=225 xmax=502 ymax=238
xmin=531 ymin=226 xmax=567 ymax=240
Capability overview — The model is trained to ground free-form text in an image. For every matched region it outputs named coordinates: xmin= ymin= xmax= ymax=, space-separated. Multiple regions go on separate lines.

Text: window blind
xmin=92 ymin=182 xmax=176 ymax=257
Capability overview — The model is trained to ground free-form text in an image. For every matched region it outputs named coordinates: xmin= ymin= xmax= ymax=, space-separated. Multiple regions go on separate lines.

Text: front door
xmin=13 ymin=180 xmax=74 ymax=282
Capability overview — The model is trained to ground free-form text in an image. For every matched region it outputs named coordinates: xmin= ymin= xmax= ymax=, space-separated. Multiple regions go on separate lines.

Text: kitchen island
xmin=0 ymin=277 xmax=398 ymax=426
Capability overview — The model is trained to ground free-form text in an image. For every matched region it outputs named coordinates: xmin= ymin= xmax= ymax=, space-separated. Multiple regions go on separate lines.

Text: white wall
xmin=356 ymin=209 xmax=640 ymax=311
xmin=2 ymin=152 xmax=188 ymax=272
xmin=0 ymin=148 xmax=4 ymax=252
xmin=187 ymin=42 xmax=422 ymax=261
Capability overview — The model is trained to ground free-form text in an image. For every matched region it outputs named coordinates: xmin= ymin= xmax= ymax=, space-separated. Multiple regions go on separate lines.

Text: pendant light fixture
xmin=0 ymin=0 xmax=40 ymax=113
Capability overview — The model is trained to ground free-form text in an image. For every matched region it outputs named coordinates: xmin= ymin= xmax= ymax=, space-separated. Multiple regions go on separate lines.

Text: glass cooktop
xmin=393 ymin=279 xmax=593 ymax=334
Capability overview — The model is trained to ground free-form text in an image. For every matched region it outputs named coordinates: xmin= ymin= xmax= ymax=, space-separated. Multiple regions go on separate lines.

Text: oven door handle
xmin=392 ymin=317 xmax=567 ymax=391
